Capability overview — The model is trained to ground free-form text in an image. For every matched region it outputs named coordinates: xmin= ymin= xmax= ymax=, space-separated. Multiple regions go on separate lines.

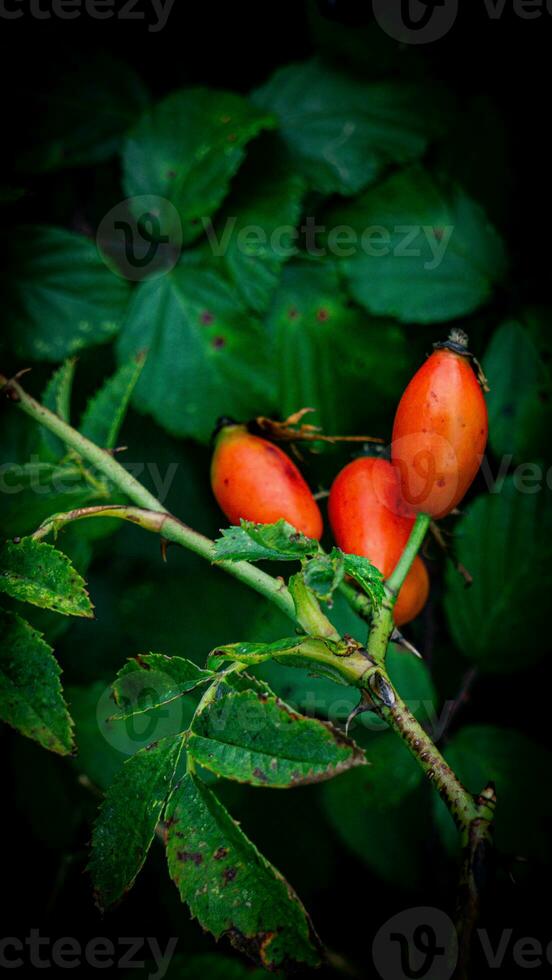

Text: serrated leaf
xmin=3 ymin=226 xmax=131 ymax=360
xmin=208 ymin=636 xmax=351 ymax=687
xmin=164 ymin=773 xmax=321 ymax=970
xmin=327 ymin=166 xmax=507 ymax=323
xmin=302 ymin=551 xmax=345 ymax=602
xmin=0 ymin=608 xmax=74 ymax=755
xmin=341 ymin=552 xmax=386 ymax=611
xmin=214 ymin=139 xmax=305 ymax=313
xmin=123 ymin=88 xmax=274 ymax=246
xmin=80 ymin=356 xmax=145 ymax=449
xmin=214 ymin=520 xmax=319 ymax=563
xmin=88 ymin=732 xmax=185 ymax=908
xmin=40 ymin=358 xmax=76 ymax=459
xmin=483 ymin=318 xmax=550 ymax=461
xmin=252 ymin=58 xmax=451 ymax=196
xmin=444 ymin=480 xmax=552 ymax=672
xmin=187 ymin=688 xmax=365 ymax=787
xmin=116 ymin=259 xmax=275 ymax=442
xmin=434 ymin=726 xmax=552 ymax=864
xmin=0 ymin=538 xmax=94 ymax=618
xmin=111 ymin=654 xmax=213 ymax=719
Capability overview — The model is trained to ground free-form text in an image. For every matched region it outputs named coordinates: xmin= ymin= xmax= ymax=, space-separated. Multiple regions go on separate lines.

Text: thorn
xmin=391 ymin=628 xmax=423 ymax=659
xmin=345 ymin=701 xmax=375 ymax=735
xmin=106 ymin=445 xmax=128 ymax=456
xmin=160 ymin=538 xmax=168 ymax=563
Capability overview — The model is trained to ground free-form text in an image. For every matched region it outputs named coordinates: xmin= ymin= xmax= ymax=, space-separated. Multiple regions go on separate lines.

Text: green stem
xmin=0 ymin=375 xmax=296 ymax=622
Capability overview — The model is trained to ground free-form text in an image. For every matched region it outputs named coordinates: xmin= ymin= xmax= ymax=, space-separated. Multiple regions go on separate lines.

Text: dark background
xmin=1 ymin=2 xmax=551 ymax=978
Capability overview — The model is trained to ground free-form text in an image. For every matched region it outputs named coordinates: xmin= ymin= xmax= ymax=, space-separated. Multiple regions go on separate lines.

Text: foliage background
xmin=1 ymin=2 xmax=552 ymax=976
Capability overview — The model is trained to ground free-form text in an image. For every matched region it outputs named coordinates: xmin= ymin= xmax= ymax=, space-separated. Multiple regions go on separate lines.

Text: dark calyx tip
xmin=433 ymin=328 xmax=471 ymax=357
xmin=211 ymin=416 xmax=238 ymax=442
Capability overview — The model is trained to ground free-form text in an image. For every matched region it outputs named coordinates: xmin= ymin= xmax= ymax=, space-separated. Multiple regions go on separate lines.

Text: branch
xmin=0 ymin=375 xmax=296 ymax=622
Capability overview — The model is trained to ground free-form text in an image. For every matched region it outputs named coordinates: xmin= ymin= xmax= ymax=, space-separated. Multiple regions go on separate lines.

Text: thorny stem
xmin=2 ymin=372 xmax=494 ymax=967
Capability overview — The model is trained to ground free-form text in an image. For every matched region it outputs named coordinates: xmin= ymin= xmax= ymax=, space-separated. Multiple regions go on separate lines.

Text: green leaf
xmin=208 ymin=636 xmax=353 ymax=687
xmin=265 ymin=260 xmax=411 ymax=434
xmin=88 ymin=732 xmax=185 ymax=908
xmin=483 ymin=319 xmax=550 ymax=461
xmin=302 ymin=551 xmax=345 ymax=602
xmin=434 ymin=726 xmax=552 ymax=864
xmin=327 ymin=167 xmax=507 ymax=323
xmin=214 ymin=519 xmax=319 ymax=563
xmin=111 ymin=654 xmax=213 ymax=719
xmin=69 ymin=682 xmax=195 ymax=792
xmin=323 ymin=739 xmax=429 ymax=888
xmin=80 ymin=355 xmax=145 ymax=449
xmin=40 ymin=358 xmax=76 ymax=459
xmin=3 ymin=226 xmax=131 ymax=361
xmin=252 ymin=59 xmax=450 ymax=195
xmin=0 ymin=608 xmax=74 ymax=755
xmin=16 ymin=53 xmax=149 ymax=173
xmin=164 ymin=773 xmax=321 ymax=970
xmin=444 ymin=480 xmax=552 ymax=672
xmin=0 ymin=537 xmax=94 ymax=618
xmin=116 ymin=258 xmax=275 ymax=442
xmin=122 ymin=88 xmax=274 ymax=246
xmin=215 ymin=139 xmax=305 ymax=313
xmin=187 ymin=687 xmax=365 ymax=787
xmin=341 ymin=552 xmax=385 ymax=610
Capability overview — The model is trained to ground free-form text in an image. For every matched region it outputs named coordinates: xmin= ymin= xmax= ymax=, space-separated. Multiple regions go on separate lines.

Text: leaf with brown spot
xmin=165 ymin=773 xmax=321 ymax=970
xmin=187 ymin=688 xmax=366 ymax=787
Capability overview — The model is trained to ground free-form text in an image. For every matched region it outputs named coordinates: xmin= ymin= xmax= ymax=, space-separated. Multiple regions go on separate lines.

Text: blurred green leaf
xmin=434 ymin=726 xmax=552 ymax=863
xmin=323 ymin=735 xmax=429 ymax=887
xmin=165 ymin=773 xmax=321 ymax=970
xmin=16 ymin=54 xmax=150 ymax=174
xmin=88 ymin=732 xmax=185 ymax=908
xmin=0 ymin=460 xmax=100 ymax=540
xmin=123 ymin=89 xmax=274 ymax=245
xmin=327 ymin=167 xmax=507 ymax=323
xmin=117 ymin=259 xmax=275 ymax=442
xmin=215 ymin=139 xmax=305 ymax=313
xmin=188 ymin=686 xmax=365 ymax=787
xmin=444 ymin=480 xmax=552 ymax=672
xmin=40 ymin=358 xmax=76 ymax=459
xmin=265 ymin=260 xmax=410 ymax=434
xmin=159 ymin=953 xmax=266 ymax=980
xmin=253 ymin=59 xmax=450 ymax=195
xmin=214 ymin=519 xmax=318 ymax=563
xmin=3 ymin=226 xmax=131 ymax=361
xmin=80 ymin=355 xmax=146 ymax=449
xmin=0 ymin=608 xmax=74 ymax=754
xmin=0 ymin=537 xmax=94 ymax=618
xmin=484 ymin=318 xmax=551 ymax=461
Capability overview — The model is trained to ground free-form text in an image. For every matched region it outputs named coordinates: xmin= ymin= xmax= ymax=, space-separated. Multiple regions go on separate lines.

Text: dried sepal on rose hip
xmin=391 ymin=329 xmax=489 ymax=519
xmin=210 ymin=420 xmax=323 ymax=540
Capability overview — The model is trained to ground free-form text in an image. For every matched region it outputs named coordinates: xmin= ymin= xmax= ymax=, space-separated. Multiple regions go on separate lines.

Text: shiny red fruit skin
xmin=211 ymin=425 xmax=323 ymax=540
xmin=328 ymin=457 xmax=428 ymax=625
xmin=391 ymin=349 xmax=488 ymax=519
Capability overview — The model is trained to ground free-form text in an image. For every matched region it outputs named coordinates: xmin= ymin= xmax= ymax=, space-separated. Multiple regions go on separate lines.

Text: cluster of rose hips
xmin=210 ymin=331 xmax=488 ymax=626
